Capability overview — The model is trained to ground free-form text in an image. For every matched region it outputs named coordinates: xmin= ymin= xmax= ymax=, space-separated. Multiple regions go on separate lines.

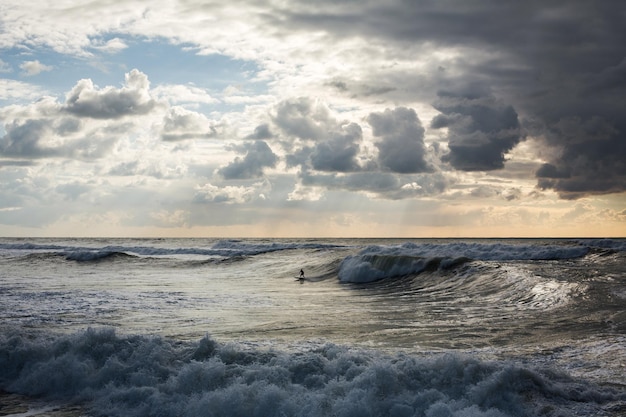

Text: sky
xmin=0 ymin=1 xmax=625 ymax=238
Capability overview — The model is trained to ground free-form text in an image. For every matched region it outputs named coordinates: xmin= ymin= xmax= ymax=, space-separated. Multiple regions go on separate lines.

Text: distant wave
xmin=0 ymin=328 xmax=620 ymax=417
xmin=0 ymin=239 xmax=349 ymax=261
xmin=63 ymin=250 xmax=137 ymax=262
xmin=210 ymin=239 xmax=348 ymax=256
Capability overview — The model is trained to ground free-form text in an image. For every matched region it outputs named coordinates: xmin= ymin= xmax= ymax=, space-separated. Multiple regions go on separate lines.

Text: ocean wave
xmin=210 ymin=239 xmax=348 ymax=256
xmin=63 ymin=250 xmax=137 ymax=262
xmin=0 ymin=240 xmax=348 ymax=261
xmin=0 ymin=328 xmax=621 ymax=417
xmin=338 ymin=254 xmax=469 ymax=283
xmin=336 ymin=242 xmax=594 ymax=283
xmin=361 ymin=242 xmax=591 ymax=261
xmin=577 ymin=238 xmax=626 ymax=252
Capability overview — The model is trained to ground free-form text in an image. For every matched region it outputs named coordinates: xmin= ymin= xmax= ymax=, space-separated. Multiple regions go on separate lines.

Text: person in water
xmin=299 ymin=269 xmax=305 ymax=279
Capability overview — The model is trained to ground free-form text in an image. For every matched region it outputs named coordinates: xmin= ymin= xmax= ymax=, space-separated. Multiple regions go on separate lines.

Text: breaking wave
xmin=338 ymin=241 xmax=592 ymax=283
xmin=0 ymin=328 xmax=621 ymax=417
xmin=63 ymin=250 xmax=138 ymax=262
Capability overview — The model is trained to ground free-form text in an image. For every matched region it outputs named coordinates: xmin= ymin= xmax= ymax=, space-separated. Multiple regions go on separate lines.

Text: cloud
xmin=0 ymin=117 xmax=58 ymax=158
xmin=270 ymin=1 xmax=625 ymax=198
xmin=0 ymin=97 xmax=116 ymax=160
xmin=64 ymin=69 xmax=157 ymax=119
xmin=3 ymin=1 xmax=622 ymax=197
xmin=272 ymin=97 xmax=367 ymax=172
xmin=153 ymin=84 xmax=218 ymax=106
xmin=300 ymin=170 xmax=400 ymax=195
xmin=298 ymin=170 xmax=451 ymax=200
xmin=0 ymin=79 xmax=49 ymax=101
xmin=218 ymin=140 xmax=278 ymax=179
xmin=91 ymin=37 xmax=128 ymax=54
xmin=367 ymin=107 xmax=433 ymax=173
xmin=160 ymin=106 xmax=219 ymax=141
xmin=0 ymin=59 xmax=11 ymax=73
xmin=0 ymin=70 xmax=162 ymax=160
xmin=432 ymin=90 xmax=523 ymax=171
xmin=245 ymin=124 xmax=273 ymax=140
xmin=193 ymin=181 xmax=268 ymax=204
xmin=107 ymin=159 xmax=187 ymax=180
xmin=310 ymin=122 xmax=363 ymax=172
xmin=272 ymin=97 xmax=333 ymax=141
xmin=535 ymin=115 xmax=626 ymax=199
xmin=19 ymin=60 xmax=53 ymax=76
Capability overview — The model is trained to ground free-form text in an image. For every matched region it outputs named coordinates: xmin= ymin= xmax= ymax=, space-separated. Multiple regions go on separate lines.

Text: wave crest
xmin=337 ymin=241 xmax=592 ymax=283
xmin=338 ymin=254 xmax=469 ymax=283
xmin=360 ymin=241 xmax=590 ymax=261
xmin=63 ymin=250 xmax=136 ymax=262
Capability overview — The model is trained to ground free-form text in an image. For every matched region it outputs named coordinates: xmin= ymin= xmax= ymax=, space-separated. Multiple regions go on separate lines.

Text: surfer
xmin=299 ymin=269 xmax=305 ymax=279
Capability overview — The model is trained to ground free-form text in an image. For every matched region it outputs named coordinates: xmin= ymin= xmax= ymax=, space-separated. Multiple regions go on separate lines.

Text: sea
xmin=0 ymin=237 xmax=625 ymax=417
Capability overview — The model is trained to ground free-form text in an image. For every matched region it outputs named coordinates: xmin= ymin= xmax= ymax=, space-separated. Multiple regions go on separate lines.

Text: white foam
xmin=0 ymin=329 xmax=620 ymax=417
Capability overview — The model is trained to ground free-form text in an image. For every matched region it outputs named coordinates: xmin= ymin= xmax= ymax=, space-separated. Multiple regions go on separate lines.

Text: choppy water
xmin=1 ymin=238 xmax=625 ymax=416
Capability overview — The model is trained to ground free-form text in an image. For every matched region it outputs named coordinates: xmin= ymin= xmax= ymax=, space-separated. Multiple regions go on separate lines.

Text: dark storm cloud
xmin=535 ymin=116 xmax=626 ymax=199
xmin=367 ymin=107 xmax=432 ymax=173
xmin=271 ymin=1 xmax=626 ymax=198
xmin=219 ymin=140 xmax=278 ymax=180
xmin=64 ymin=69 xmax=156 ymax=119
xmin=530 ymin=106 xmax=626 ymax=199
xmin=431 ymin=91 xmax=523 ymax=171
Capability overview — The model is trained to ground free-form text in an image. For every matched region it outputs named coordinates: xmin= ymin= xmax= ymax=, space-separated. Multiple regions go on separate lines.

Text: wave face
xmin=338 ymin=241 xmax=591 ymax=283
xmin=1 ymin=328 xmax=621 ymax=417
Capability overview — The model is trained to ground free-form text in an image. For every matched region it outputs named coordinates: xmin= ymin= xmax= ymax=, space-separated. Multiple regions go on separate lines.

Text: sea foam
xmin=0 ymin=328 xmax=620 ymax=417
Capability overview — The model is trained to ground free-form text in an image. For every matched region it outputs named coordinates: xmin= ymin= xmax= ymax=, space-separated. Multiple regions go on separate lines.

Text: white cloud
xmin=92 ymin=37 xmax=129 ymax=54
xmin=0 ymin=79 xmax=49 ymax=101
xmin=153 ymin=84 xmax=218 ymax=106
xmin=64 ymin=69 xmax=157 ymax=119
xmin=0 ymin=70 xmax=165 ymax=160
xmin=150 ymin=209 xmax=189 ymax=227
xmin=20 ymin=60 xmax=53 ymax=76
xmin=0 ymin=59 xmax=11 ymax=73
xmin=193 ymin=182 xmax=265 ymax=204
xmin=222 ymin=93 xmax=275 ymax=106
xmin=160 ymin=106 xmax=220 ymax=141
